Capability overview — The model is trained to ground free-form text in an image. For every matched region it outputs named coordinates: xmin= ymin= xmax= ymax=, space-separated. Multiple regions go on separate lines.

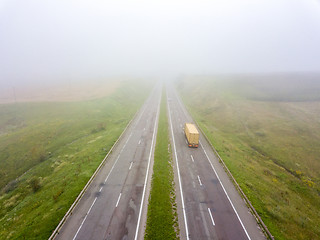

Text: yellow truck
xmin=184 ymin=123 xmax=199 ymax=148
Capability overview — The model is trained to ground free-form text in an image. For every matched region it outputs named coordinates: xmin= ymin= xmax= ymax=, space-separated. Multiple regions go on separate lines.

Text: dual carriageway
xmin=52 ymin=84 xmax=266 ymax=240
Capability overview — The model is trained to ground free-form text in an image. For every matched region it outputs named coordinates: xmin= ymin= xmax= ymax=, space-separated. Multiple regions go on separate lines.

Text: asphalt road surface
xmin=167 ymin=84 xmax=267 ymax=240
xmin=53 ymin=82 xmax=267 ymax=240
xmin=54 ymin=85 xmax=161 ymax=240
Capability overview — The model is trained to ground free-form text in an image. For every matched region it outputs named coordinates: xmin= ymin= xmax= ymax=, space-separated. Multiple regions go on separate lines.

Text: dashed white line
xmin=104 ymin=155 xmax=120 ymax=183
xmin=200 ymin=142 xmax=251 ymax=240
xmin=197 ymin=175 xmax=203 ymax=186
xmin=138 ymin=139 xmax=141 ymax=145
xmin=120 ymin=132 xmax=133 ymax=153
xmin=208 ymin=208 xmax=215 ymax=226
xmin=200 ymin=204 xmax=210 ymax=237
xmin=115 ymin=193 xmax=122 ymax=207
xmin=72 ymin=197 xmax=98 ymax=240
xmin=134 ymin=94 xmax=161 ymax=240
xmin=168 ymin=98 xmax=190 ymax=240
xmin=171 ymin=88 xmax=251 ymax=240
xmin=143 ymin=127 xmax=145 ymax=131
xmin=70 ymin=91 xmax=152 ymax=240
xmin=190 ymin=155 xmax=194 ymax=162
xmin=129 ymin=162 xmax=133 ymax=170
xmin=72 ymin=151 xmax=124 ymax=239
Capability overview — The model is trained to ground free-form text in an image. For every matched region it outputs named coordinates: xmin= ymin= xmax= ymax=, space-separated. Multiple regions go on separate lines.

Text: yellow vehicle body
xmin=184 ymin=123 xmax=199 ymax=148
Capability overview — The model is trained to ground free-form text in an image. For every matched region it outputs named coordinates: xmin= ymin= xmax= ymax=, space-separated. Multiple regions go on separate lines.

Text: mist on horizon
xmin=1 ymin=0 xmax=320 ymax=88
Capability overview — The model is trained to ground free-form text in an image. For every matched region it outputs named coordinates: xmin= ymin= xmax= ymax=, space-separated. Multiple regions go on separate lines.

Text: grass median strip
xmin=145 ymin=89 xmax=179 ymax=240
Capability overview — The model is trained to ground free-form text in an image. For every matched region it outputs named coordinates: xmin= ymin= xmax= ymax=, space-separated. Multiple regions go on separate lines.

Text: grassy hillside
xmin=145 ymin=90 xmax=179 ymax=240
xmin=0 ymin=79 xmax=153 ymax=239
xmin=176 ymin=75 xmax=320 ymax=240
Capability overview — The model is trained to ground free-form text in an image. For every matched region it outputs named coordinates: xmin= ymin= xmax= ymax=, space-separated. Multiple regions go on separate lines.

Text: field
xmin=0 ymin=79 xmax=153 ymax=239
xmin=0 ymin=78 xmax=121 ymax=104
xmin=176 ymin=75 xmax=320 ymax=240
xmin=145 ymin=89 xmax=179 ymax=240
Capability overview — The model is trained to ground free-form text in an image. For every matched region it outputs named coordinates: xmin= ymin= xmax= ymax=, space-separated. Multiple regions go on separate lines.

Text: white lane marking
xmin=180 ymin=124 xmax=182 ymax=128
xmin=171 ymin=87 xmax=251 ymax=240
xmin=197 ymin=175 xmax=203 ymax=186
xmin=104 ymin=155 xmax=120 ymax=183
xmin=200 ymin=142 xmax=251 ymax=240
xmin=120 ymin=132 xmax=133 ymax=153
xmin=200 ymin=204 xmax=211 ymax=237
xmin=129 ymin=162 xmax=133 ymax=170
xmin=143 ymin=127 xmax=145 ymax=131
xmin=104 ymin=125 xmax=134 ymax=183
xmin=115 ymin=193 xmax=122 ymax=207
xmin=134 ymin=94 xmax=161 ymax=240
xmin=174 ymin=88 xmax=190 ymax=119
xmin=73 ymin=152 xmax=124 ymax=238
xmin=72 ymin=197 xmax=98 ymax=240
xmin=138 ymin=139 xmax=141 ymax=145
xmin=167 ymin=98 xmax=190 ymax=240
xmin=190 ymin=155 xmax=194 ymax=162
xmin=208 ymin=208 xmax=215 ymax=226
xmin=71 ymin=91 xmax=152 ymax=240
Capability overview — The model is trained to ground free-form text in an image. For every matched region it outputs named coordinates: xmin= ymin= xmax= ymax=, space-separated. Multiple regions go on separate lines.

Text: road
xmin=54 ymin=85 xmax=161 ymax=240
xmin=167 ymin=85 xmax=266 ymax=240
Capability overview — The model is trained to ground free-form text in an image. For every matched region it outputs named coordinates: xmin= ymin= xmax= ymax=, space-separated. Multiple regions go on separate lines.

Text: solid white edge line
xmin=200 ymin=142 xmax=251 ymax=240
xmin=197 ymin=175 xmax=203 ymax=186
xmin=115 ymin=193 xmax=122 ymax=207
xmin=134 ymin=93 xmax=161 ymax=240
xmin=73 ymin=125 xmax=134 ymax=239
xmin=208 ymin=208 xmax=215 ymax=226
xmin=129 ymin=162 xmax=133 ymax=170
xmin=167 ymin=94 xmax=190 ymax=240
xmin=190 ymin=155 xmax=194 ymax=162
xmin=172 ymin=86 xmax=251 ymax=240
xmin=68 ymin=89 xmax=154 ymax=240
xmin=72 ymin=197 xmax=98 ymax=240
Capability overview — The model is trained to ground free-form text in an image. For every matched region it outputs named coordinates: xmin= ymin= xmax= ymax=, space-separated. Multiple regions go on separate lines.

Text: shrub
xmin=29 ymin=177 xmax=41 ymax=193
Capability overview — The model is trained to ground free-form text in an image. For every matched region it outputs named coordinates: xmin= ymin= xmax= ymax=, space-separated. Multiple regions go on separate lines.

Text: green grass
xmin=145 ymin=89 xmax=179 ymax=240
xmin=0 ymin=79 xmax=153 ymax=239
xmin=176 ymin=76 xmax=320 ymax=240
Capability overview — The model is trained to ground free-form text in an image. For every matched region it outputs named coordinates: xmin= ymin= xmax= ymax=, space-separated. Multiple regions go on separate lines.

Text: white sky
xmin=1 ymin=0 xmax=320 ymax=85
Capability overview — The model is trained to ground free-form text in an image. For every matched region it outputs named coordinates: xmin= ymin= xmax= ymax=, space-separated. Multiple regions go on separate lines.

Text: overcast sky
xmin=1 ymin=0 xmax=320 ymax=86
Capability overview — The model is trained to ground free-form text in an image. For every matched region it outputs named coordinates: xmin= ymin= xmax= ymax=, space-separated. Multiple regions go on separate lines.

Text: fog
xmin=1 ymin=0 xmax=320 ymax=87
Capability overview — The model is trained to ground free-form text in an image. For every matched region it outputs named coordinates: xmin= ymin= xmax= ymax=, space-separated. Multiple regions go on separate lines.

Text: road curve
xmin=167 ymin=84 xmax=266 ymax=240
xmin=53 ymin=84 xmax=161 ymax=240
